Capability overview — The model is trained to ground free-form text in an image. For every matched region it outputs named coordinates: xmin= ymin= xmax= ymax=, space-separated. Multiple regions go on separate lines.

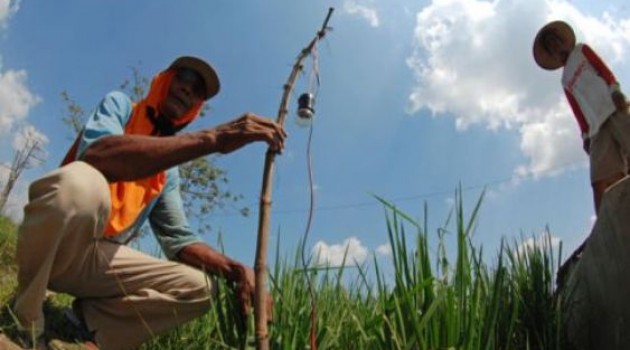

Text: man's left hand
xmin=612 ymin=91 xmax=628 ymax=112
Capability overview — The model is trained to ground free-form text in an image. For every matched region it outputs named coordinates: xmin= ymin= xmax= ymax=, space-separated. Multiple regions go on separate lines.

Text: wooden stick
xmin=253 ymin=8 xmax=334 ymax=350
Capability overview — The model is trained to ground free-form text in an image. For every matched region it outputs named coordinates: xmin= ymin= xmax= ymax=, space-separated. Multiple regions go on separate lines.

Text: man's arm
xmin=82 ymin=113 xmax=287 ymax=182
xmin=581 ymin=44 xmax=628 ymax=112
xmin=582 ymin=44 xmax=617 ymax=85
xmin=177 ymin=242 xmax=249 ymax=284
xmin=177 ymin=242 xmax=272 ymax=321
xmin=82 ymin=132 xmax=213 ymax=182
xmin=612 ymin=90 xmax=629 ymax=112
xmin=148 ymin=173 xmax=272 ymax=321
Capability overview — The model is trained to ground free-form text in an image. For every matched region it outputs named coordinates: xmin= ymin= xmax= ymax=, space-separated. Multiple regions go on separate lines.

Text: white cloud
xmin=344 ymin=1 xmax=380 ymax=28
xmin=0 ymin=0 xmax=19 ymax=28
xmin=376 ymin=243 xmax=392 ymax=257
xmin=0 ymin=70 xmax=40 ymax=132
xmin=312 ymin=236 xmax=369 ymax=266
xmin=12 ymin=124 xmax=49 ymax=169
xmin=0 ymin=125 xmax=48 ymax=221
xmin=0 ymin=0 xmax=39 ymax=222
xmin=516 ymin=232 xmax=561 ymax=256
xmin=0 ymin=0 xmax=38 ymax=133
xmin=0 ymin=160 xmax=27 ymax=222
xmin=12 ymin=124 xmax=49 ymax=151
xmin=407 ymin=0 xmax=630 ymax=178
xmin=515 ymin=100 xmax=585 ymax=179
xmin=0 ymin=162 xmax=8 ymax=184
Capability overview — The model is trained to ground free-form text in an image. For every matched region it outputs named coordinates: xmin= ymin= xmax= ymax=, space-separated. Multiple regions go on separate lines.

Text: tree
xmin=60 ymin=65 xmax=247 ymax=234
xmin=0 ymin=125 xmax=48 ymax=214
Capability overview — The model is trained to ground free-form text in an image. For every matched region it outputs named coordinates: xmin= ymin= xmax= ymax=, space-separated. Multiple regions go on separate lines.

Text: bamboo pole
xmin=253 ymin=8 xmax=334 ymax=350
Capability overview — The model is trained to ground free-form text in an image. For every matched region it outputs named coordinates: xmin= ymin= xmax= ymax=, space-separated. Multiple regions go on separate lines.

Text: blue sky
xmin=1 ymin=0 xmax=630 ymax=271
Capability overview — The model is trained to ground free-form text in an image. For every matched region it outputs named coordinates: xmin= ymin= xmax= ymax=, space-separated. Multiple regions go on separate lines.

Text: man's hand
xmin=612 ymin=91 xmax=629 ymax=113
xmin=207 ymin=113 xmax=287 ymax=155
xmin=583 ymin=138 xmax=591 ymax=154
xmin=177 ymin=243 xmax=273 ymax=323
xmin=229 ymin=262 xmax=273 ymax=323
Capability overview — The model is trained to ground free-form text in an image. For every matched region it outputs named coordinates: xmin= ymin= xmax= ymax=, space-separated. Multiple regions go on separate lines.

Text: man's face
xmin=159 ymin=68 xmax=206 ymax=120
xmin=543 ymin=32 xmax=570 ymax=65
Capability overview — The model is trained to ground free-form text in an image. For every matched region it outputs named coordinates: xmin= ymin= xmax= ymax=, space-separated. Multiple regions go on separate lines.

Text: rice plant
xmin=0 ymin=190 xmax=565 ymax=349
xmin=141 ymin=190 xmax=563 ymax=349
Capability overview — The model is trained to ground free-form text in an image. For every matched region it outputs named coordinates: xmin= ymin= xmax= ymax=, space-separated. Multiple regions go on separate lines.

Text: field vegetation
xmin=0 ymin=193 xmax=567 ymax=349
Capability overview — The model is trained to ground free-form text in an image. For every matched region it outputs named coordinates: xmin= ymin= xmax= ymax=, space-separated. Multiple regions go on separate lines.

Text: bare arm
xmin=82 ymin=113 xmax=287 ymax=182
xmin=82 ymin=131 xmax=214 ymax=182
xmin=177 ymin=242 xmax=243 ymax=281
xmin=612 ymin=90 xmax=628 ymax=112
xmin=177 ymin=242 xmax=273 ymax=321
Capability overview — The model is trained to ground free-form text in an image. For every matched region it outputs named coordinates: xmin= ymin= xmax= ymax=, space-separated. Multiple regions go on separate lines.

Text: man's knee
xmin=592 ymin=173 xmax=626 ymax=213
xmin=168 ymin=265 xmax=215 ymax=317
xmin=593 ymin=173 xmax=625 ymax=194
xmin=28 ymin=161 xmax=110 ymax=215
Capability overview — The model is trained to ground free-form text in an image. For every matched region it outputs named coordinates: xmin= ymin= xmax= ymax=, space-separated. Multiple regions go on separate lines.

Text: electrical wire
xmin=210 ymin=158 xmax=589 ymax=218
xmin=299 ymin=36 xmax=321 ymax=350
xmin=300 ymin=122 xmax=318 ymax=350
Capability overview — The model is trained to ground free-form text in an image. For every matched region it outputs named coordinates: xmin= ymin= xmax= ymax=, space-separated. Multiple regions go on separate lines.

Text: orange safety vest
xmin=61 ymin=69 xmax=203 ymax=237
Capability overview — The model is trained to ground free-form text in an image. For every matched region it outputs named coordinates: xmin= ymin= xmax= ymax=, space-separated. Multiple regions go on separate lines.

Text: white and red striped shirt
xmin=562 ymin=43 xmax=620 ymax=139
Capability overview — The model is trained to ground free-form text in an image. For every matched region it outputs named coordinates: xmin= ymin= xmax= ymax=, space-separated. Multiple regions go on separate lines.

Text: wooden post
xmin=253 ymin=8 xmax=334 ymax=350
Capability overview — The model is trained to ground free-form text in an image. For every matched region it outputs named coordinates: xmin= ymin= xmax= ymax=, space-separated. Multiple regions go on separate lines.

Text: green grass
xmin=0 ymin=191 xmax=567 ymax=349
xmin=0 ymin=216 xmax=20 ymax=343
xmin=0 ymin=216 xmax=17 ymax=304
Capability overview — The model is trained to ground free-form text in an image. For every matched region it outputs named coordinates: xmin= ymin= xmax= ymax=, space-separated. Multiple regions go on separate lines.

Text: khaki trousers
xmin=13 ymin=161 xmax=214 ymax=350
xmin=590 ymin=109 xmax=630 ymax=182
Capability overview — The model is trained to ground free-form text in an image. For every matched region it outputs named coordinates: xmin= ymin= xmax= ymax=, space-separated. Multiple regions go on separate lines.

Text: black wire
xmin=300 ymin=41 xmax=320 ymax=349
xmin=300 ymin=104 xmax=318 ymax=350
xmin=300 ymin=123 xmax=316 ymax=270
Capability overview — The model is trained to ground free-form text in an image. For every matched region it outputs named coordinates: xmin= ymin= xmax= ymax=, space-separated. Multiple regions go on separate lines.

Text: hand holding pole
xmin=253 ymin=8 xmax=334 ymax=350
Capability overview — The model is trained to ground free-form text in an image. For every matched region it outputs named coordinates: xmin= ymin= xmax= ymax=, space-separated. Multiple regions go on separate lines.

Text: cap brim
xmin=169 ymin=56 xmax=221 ymax=99
xmin=533 ymin=20 xmax=576 ymax=70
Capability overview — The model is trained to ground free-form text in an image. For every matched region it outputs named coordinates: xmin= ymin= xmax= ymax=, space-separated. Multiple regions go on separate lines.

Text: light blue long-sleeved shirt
xmin=75 ymin=91 xmax=203 ymax=259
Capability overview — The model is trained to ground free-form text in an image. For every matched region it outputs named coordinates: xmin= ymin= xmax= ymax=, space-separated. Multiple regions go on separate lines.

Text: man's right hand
xmin=207 ymin=113 xmax=287 ymax=155
xmin=229 ymin=262 xmax=273 ymax=324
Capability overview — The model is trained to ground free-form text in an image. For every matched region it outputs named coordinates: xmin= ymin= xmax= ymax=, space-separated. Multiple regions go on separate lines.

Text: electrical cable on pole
xmin=253 ymin=8 xmax=334 ymax=350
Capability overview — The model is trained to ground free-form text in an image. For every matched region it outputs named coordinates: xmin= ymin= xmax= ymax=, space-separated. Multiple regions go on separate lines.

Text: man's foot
xmin=47 ymin=339 xmax=99 ymax=350
xmin=13 ymin=335 xmax=48 ymax=350
xmin=48 ymin=300 xmax=99 ymax=350
xmin=0 ymin=333 xmax=25 ymax=350
xmin=63 ymin=306 xmax=94 ymax=342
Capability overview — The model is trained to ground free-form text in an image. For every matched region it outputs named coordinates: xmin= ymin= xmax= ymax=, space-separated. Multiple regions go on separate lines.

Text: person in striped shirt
xmin=533 ymin=20 xmax=630 ymax=214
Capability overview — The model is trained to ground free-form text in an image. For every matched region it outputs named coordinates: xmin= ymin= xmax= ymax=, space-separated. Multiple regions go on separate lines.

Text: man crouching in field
xmin=12 ymin=56 xmax=279 ymax=350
